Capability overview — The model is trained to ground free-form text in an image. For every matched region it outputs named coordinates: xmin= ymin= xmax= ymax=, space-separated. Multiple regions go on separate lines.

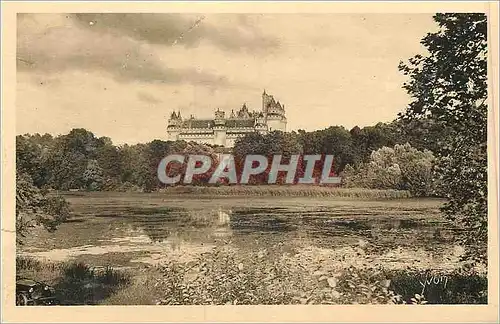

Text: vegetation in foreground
xmin=16 ymin=257 xmax=131 ymax=305
xmin=17 ymin=249 xmax=487 ymax=305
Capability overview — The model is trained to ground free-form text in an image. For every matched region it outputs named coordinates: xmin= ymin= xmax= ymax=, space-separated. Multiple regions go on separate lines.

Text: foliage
xmin=342 ymin=143 xmax=436 ymax=196
xmin=297 ymin=126 xmax=356 ymax=173
xmin=350 ymin=123 xmax=400 ymax=164
xmin=155 ymin=248 xmax=393 ymax=305
xmin=311 ymin=266 xmax=399 ymax=305
xmin=233 ymin=131 xmax=304 ymax=184
xmin=17 ymin=119 xmax=434 ymax=192
xmin=17 ymin=119 xmax=420 ymax=192
xmin=153 ymin=247 xmax=487 ymax=305
xmin=83 ymin=159 xmax=104 ymax=191
xmin=156 ymin=247 xmax=303 ymax=305
xmin=17 ymin=250 xmax=487 ymax=305
xmin=16 ymin=170 xmax=70 ymax=244
xmin=398 ymin=13 xmax=488 ymax=265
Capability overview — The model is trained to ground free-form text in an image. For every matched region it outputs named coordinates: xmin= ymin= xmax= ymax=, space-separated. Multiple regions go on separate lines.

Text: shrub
xmin=156 ymin=247 xmax=303 ymax=305
xmin=342 ymin=143 xmax=435 ymax=196
xmin=16 ymin=171 xmax=70 ymax=244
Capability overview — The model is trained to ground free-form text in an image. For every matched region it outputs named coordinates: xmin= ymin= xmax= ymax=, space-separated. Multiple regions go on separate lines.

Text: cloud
xmin=16 ymin=14 xmax=230 ymax=86
xmin=70 ymin=13 xmax=281 ymax=53
xmin=137 ymin=91 xmax=162 ymax=104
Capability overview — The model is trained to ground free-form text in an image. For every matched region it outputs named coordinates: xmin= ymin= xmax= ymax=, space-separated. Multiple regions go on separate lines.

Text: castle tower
xmin=167 ymin=111 xmax=182 ymax=141
xmin=262 ymin=90 xmax=271 ymax=115
xmin=213 ymin=108 xmax=227 ymax=146
xmin=262 ymin=91 xmax=287 ymax=132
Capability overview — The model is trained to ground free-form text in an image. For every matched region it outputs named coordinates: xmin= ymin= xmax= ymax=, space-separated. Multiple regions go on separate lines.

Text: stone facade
xmin=167 ymin=91 xmax=287 ymax=147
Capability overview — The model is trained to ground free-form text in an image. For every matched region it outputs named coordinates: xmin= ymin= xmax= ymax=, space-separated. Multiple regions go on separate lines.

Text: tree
xmin=234 ymin=131 xmax=303 ymax=184
xmin=299 ymin=126 xmax=355 ymax=173
xmin=398 ymin=13 xmax=488 ymax=265
xmin=343 ymin=143 xmax=435 ymax=196
xmin=16 ymin=134 xmax=55 ymax=188
xmin=44 ymin=129 xmax=101 ymax=190
xmin=83 ymin=159 xmax=104 ymax=191
xmin=147 ymin=140 xmax=172 ymax=189
xmin=121 ymin=143 xmax=155 ymax=191
xmin=16 ymin=170 xmax=70 ymax=245
xmin=392 ymin=118 xmax=454 ymax=154
xmin=95 ymin=137 xmax=123 ymax=189
xmin=351 ymin=123 xmax=399 ymax=163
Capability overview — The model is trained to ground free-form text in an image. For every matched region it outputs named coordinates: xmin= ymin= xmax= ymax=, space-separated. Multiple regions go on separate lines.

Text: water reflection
xmin=121 ymin=206 xmax=235 ymax=244
xmin=22 ymin=195 xmax=459 ymax=268
xmin=93 ymin=204 xmax=453 ymax=252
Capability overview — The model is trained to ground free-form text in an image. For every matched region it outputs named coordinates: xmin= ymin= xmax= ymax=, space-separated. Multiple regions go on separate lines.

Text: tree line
xmin=16 ymin=119 xmax=441 ymax=193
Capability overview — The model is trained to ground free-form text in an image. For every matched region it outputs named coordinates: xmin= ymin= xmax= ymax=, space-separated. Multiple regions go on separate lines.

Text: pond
xmin=19 ymin=192 xmax=462 ymax=271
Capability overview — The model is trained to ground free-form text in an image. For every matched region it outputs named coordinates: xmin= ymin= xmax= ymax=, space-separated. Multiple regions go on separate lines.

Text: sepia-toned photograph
xmin=2 ymin=1 xmax=499 ymax=323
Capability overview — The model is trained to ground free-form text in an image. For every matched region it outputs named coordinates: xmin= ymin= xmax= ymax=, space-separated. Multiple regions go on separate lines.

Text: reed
xmin=159 ymin=185 xmax=412 ymax=199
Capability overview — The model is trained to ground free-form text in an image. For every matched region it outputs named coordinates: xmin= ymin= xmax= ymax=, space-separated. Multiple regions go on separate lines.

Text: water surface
xmin=19 ymin=193 xmax=461 ymax=270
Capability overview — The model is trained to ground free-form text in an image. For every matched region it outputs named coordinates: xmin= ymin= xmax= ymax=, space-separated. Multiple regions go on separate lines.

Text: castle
xmin=167 ymin=90 xmax=287 ymax=147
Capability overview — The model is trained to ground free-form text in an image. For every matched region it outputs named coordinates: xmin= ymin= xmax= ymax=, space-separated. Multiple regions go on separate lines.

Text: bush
xmin=16 ymin=171 xmax=70 ymax=244
xmin=156 ymin=247 xmax=303 ymax=305
xmin=342 ymin=143 xmax=435 ymax=196
xmin=156 ymin=248 xmax=469 ymax=305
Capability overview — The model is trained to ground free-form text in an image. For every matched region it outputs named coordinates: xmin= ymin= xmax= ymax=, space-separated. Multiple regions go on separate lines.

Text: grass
xmin=16 ymin=256 xmax=131 ymax=305
xmin=158 ymin=185 xmax=412 ymax=199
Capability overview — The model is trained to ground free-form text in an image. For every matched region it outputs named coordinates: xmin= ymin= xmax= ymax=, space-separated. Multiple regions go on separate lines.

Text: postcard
xmin=2 ymin=1 xmax=499 ymax=323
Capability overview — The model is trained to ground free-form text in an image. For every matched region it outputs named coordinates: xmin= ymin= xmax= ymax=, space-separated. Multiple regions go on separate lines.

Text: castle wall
xmin=179 ymin=133 xmax=215 ymax=146
xmin=267 ymin=118 xmax=286 ymax=132
xmin=167 ymin=130 xmax=180 ymax=141
xmin=167 ymin=91 xmax=286 ymax=147
xmin=214 ymin=129 xmax=226 ymax=146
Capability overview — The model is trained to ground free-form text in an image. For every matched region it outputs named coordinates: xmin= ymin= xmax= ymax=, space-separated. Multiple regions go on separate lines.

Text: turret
xmin=168 ymin=110 xmax=182 ymax=128
xmin=167 ymin=110 xmax=183 ymax=141
xmin=261 ymin=91 xmax=287 ymax=132
xmin=262 ymin=91 xmax=272 ymax=114
xmin=213 ymin=108 xmax=227 ymax=146
xmin=214 ymin=108 xmax=226 ymax=126
xmin=237 ymin=103 xmax=250 ymax=118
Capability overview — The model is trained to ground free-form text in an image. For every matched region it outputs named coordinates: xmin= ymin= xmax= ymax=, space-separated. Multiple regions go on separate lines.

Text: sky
xmin=16 ymin=13 xmax=438 ymax=145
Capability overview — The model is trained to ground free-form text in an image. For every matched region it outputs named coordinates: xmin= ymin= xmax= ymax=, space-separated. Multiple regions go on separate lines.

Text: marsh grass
xmin=159 ymin=186 xmax=412 ymax=199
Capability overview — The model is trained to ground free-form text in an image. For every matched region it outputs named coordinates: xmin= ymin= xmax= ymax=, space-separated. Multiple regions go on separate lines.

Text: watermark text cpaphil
xmin=157 ymin=154 xmax=342 ymax=185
